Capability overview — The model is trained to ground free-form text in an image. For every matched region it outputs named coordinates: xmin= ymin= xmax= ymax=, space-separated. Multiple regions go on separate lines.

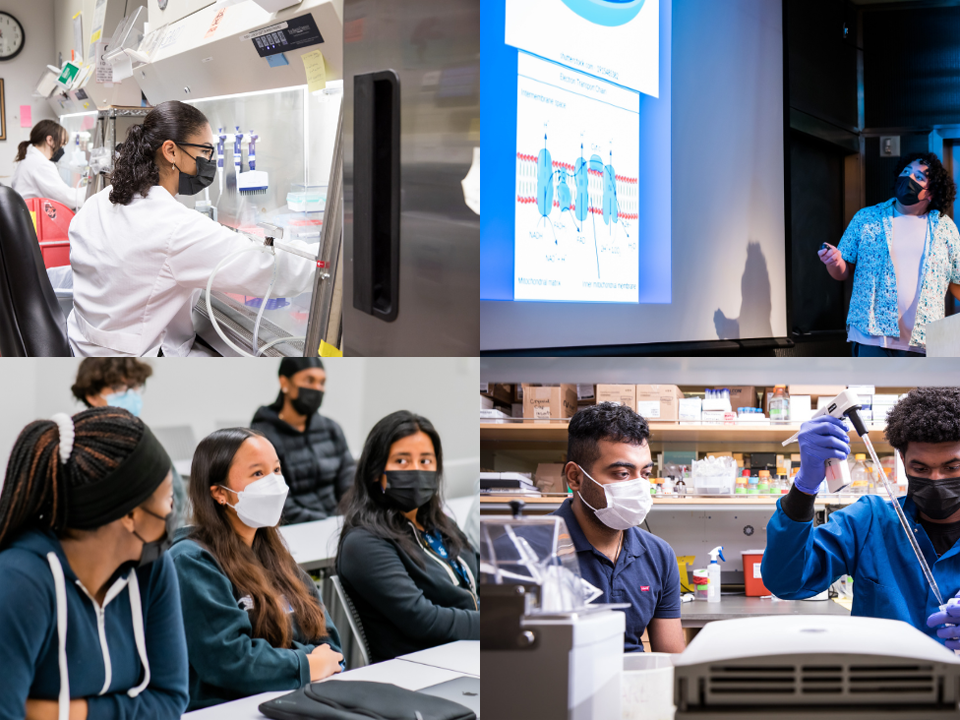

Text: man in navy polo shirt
xmin=552 ymin=402 xmax=684 ymax=653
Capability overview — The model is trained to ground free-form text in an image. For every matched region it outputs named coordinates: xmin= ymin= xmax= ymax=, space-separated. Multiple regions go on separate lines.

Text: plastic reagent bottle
xmin=707 ymin=546 xmax=725 ymax=603
xmin=770 ymin=385 xmax=790 ymax=423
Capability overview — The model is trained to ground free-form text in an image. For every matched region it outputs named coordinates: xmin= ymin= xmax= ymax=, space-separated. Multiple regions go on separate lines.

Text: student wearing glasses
xmin=66 ymin=101 xmax=318 ymax=357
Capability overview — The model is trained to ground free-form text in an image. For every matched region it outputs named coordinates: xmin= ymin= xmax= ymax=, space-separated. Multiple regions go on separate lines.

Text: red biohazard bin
xmin=742 ymin=549 xmax=770 ymax=596
xmin=25 ymin=197 xmax=75 ymax=268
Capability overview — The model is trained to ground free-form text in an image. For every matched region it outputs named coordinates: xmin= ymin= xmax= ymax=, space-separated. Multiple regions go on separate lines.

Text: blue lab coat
xmin=762 ymin=494 xmax=960 ymax=645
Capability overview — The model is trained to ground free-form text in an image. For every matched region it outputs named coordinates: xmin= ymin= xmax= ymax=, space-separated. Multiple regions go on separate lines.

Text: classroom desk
xmin=278 ymin=495 xmax=478 ymax=571
xmin=680 ymin=595 xmax=851 ymax=628
xmin=398 ymin=640 xmax=479 ymax=677
xmin=182 ymin=657 xmax=471 ymax=719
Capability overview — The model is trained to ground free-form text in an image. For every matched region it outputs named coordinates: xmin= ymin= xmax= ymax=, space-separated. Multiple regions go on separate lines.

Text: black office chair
xmin=0 ymin=186 xmax=72 ymax=356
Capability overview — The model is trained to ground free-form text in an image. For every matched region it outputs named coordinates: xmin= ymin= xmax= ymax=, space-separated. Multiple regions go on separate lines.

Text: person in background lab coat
xmin=67 ymin=100 xmax=316 ymax=357
xmin=10 ymin=119 xmax=86 ymax=210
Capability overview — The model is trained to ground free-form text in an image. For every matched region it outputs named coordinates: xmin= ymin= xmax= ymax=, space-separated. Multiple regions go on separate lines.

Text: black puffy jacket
xmin=251 ymin=405 xmax=356 ymax=524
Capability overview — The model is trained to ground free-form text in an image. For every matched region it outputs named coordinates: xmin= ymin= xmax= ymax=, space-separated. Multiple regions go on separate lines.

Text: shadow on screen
xmin=713 ymin=241 xmax=773 ymax=340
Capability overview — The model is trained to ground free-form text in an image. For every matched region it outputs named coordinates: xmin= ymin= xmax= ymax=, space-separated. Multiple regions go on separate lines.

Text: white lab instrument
xmin=481 ymin=514 xmax=627 ymax=720
xmin=674 ymin=615 xmax=960 ymax=719
xmin=238 ymin=129 xmax=269 ymax=196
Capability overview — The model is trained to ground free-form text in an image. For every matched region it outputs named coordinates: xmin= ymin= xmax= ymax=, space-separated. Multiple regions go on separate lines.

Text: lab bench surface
xmin=680 ymin=595 xmax=850 ymax=627
xmin=181 ymin=643 xmax=477 ymax=719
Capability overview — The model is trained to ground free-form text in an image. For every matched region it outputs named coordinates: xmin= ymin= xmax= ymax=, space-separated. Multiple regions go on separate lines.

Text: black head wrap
xmin=65 ymin=423 xmax=172 ymax=530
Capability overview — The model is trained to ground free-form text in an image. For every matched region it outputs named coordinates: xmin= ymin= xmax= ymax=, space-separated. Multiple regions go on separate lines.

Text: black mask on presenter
xmin=895 ymin=175 xmax=925 ymax=207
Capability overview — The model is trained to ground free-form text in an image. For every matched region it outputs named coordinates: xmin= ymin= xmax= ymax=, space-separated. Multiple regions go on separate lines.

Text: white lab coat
xmin=67 ymin=185 xmax=317 ymax=357
xmin=10 ymin=145 xmax=86 ymax=210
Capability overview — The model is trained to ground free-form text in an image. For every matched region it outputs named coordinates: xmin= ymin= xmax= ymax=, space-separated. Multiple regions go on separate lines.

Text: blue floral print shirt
xmin=838 ymin=198 xmax=960 ymax=348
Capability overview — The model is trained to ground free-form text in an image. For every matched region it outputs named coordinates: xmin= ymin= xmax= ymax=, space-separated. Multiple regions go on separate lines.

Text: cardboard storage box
xmin=636 ymin=385 xmax=684 ymax=421
xmin=480 ymin=395 xmax=494 ymax=410
xmin=535 ymin=463 xmax=568 ymax=494
xmin=480 ymin=383 xmax=514 ymax=406
xmin=596 ymin=384 xmax=637 ymax=411
xmin=724 ymin=386 xmax=758 ymax=411
xmin=522 ymin=384 xmax=578 ymax=420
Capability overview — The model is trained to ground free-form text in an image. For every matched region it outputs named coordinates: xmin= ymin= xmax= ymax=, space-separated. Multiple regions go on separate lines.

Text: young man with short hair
xmin=762 ymin=387 xmax=960 ymax=646
xmin=553 ymin=402 xmax=684 ymax=653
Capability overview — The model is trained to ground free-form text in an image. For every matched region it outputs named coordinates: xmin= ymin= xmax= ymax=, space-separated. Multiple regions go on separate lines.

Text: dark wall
xmin=789 ymin=130 xmax=848 ymax=334
xmin=785 ymin=0 xmax=859 ymax=336
xmin=864 ymin=7 xmax=960 ymax=128
xmin=787 ymin=0 xmax=860 ymax=130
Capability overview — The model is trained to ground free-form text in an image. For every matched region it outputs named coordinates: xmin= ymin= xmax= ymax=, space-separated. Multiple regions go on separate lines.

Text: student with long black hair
xmin=168 ymin=428 xmax=343 ymax=711
xmin=336 ymin=411 xmax=479 ymax=663
xmin=0 ymin=406 xmax=188 ymax=720
xmin=11 ymin=119 xmax=86 ymax=209
xmin=66 ymin=100 xmax=317 ymax=357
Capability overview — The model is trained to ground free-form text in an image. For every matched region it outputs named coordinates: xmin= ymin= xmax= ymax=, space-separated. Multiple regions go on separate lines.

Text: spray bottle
xmin=707 ymin=546 xmax=725 ymax=603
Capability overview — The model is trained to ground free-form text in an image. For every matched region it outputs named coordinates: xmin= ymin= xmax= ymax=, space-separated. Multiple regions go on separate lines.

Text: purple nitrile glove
xmin=927 ymin=596 xmax=960 ymax=650
xmin=793 ymin=415 xmax=851 ymax=495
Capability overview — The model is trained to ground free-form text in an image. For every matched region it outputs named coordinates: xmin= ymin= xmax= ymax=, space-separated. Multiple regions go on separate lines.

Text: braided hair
xmin=0 ymin=407 xmax=144 ymax=549
xmin=108 ymin=100 xmax=209 ymax=206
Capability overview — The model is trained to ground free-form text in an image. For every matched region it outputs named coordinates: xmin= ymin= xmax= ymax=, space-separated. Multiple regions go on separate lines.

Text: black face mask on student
xmin=176 ymin=154 xmax=216 ymax=196
xmin=51 ymin=147 xmax=65 ymax=163
xmin=383 ymin=471 xmax=439 ymax=512
xmin=133 ymin=506 xmax=177 ymax=567
xmin=291 ymin=387 xmax=324 ymax=416
xmin=907 ymin=475 xmax=960 ymax=521
xmin=895 ymin=175 xmax=924 ymax=206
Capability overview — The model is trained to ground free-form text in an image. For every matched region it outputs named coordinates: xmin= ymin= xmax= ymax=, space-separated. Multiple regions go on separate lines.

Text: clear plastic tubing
xmin=862 ymin=434 xmax=944 ymax=607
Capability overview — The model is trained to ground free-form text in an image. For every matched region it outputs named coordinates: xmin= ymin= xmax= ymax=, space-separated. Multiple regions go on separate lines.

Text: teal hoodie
xmin=0 ymin=528 xmax=189 ymax=720
xmin=168 ymin=529 xmax=342 ymax=710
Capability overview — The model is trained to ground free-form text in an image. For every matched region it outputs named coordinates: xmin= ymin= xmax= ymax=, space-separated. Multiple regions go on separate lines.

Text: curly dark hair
xmin=567 ymin=402 xmax=651 ymax=472
xmin=885 ymin=387 xmax=960 ymax=454
xmin=109 ymin=100 xmax=209 ymax=205
xmin=893 ymin=152 xmax=957 ymax=215
xmin=72 ymin=358 xmax=154 ymax=406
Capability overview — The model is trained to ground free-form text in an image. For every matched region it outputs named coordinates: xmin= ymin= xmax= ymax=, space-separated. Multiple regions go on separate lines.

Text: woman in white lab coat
xmin=10 ymin=119 xmax=86 ymax=210
xmin=67 ymin=100 xmax=316 ymax=357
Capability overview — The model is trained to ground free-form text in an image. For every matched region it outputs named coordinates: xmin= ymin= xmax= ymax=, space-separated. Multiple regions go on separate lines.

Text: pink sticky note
xmin=20 ymin=105 xmax=31 ymax=128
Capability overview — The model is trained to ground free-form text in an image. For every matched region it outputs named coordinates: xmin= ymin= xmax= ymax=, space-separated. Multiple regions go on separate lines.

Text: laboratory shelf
xmin=480 ymin=421 xmax=892 ymax=449
xmin=479 ymin=494 xmax=863 ymax=515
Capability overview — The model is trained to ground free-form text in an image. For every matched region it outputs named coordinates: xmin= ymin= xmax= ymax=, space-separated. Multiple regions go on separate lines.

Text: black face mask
xmin=176 ymin=154 xmax=216 ymax=196
xmin=51 ymin=147 xmax=65 ymax=163
xmin=383 ymin=470 xmax=439 ymax=512
xmin=895 ymin=175 xmax=924 ymax=206
xmin=133 ymin=506 xmax=177 ymax=567
xmin=907 ymin=474 xmax=960 ymax=521
xmin=291 ymin=387 xmax=324 ymax=417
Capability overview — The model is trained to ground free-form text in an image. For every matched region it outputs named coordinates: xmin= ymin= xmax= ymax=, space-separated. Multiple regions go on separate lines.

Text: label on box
xmin=637 ymin=401 xmax=660 ymax=418
xmin=753 ymin=563 xmax=762 ymax=579
xmin=534 ymin=405 xmax=551 ymax=420
xmin=480 ymin=383 xmax=489 ymax=393
xmin=577 ymin=384 xmax=595 ymax=400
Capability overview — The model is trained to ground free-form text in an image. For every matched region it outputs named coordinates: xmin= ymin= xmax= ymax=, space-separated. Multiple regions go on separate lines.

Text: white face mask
xmin=220 ymin=473 xmax=289 ymax=529
xmin=576 ymin=464 xmax=652 ymax=530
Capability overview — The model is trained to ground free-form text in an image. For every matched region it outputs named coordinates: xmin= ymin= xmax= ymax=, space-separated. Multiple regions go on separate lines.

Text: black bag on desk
xmin=258 ymin=680 xmax=477 ymax=720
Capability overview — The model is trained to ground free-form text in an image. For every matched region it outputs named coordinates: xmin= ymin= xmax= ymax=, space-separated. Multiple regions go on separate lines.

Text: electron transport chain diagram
xmin=514 ymin=52 xmax=641 ymax=303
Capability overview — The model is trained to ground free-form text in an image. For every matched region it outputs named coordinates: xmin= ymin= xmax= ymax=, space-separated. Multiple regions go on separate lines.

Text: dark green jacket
xmin=168 ymin=531 xmax=341 ymax=710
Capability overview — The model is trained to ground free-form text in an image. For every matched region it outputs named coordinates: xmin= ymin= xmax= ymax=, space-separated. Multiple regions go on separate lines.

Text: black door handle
xmin=353 ymin=69 xmax=400 ymax=322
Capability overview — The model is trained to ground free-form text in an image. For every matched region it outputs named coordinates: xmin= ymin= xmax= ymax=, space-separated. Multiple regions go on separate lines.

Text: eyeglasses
xmin=176 ymin=142 xmax=215 ymax=161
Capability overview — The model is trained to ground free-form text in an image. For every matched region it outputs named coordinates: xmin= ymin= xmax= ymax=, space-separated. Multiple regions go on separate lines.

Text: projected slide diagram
xmin=514 ymin=52 xmax=640 ymax=303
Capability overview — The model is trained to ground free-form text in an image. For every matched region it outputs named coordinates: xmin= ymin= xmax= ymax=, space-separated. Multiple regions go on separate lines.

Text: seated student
xmin=555 ymin=403 xmax=685 ymax=653
xmin=763 ymin=387 xmax=960 ymax=646
xmin=0 ymin=407 xmax=188 ymax=720
xmin=71 ymin=357 xmax=188 ymax=524
xmin=336 ymin=411 xmax=479 ymax=663
xmin=168 ymin=428 xmax=343 ymax=711
xmin=252 ymin=358 xmax=356 ymax=524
